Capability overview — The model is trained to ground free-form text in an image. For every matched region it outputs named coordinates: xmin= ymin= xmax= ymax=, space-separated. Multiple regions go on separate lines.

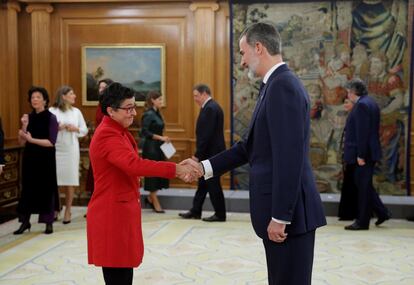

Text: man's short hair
xmin=345 ymin=78 xmax=368 ymax=97
xmin=193 ymin=84 xmax=211 ymax=96
xmin=239 ymin=22 xmax=281 ymax=55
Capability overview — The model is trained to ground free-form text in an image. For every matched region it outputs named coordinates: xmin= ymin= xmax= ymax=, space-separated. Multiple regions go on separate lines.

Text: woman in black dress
xmin=140 ymin=91 xmax=169 ymax=213
xmin=14 ymin=86 xmax=59 ymax=234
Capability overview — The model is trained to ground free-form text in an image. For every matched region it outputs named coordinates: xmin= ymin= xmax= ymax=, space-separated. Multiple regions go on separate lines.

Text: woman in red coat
xmin=87 ymin=83 xmax=196 ymax=285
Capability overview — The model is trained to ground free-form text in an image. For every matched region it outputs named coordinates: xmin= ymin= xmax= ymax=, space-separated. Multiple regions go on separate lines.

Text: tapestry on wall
xmin=231 ymin=0 xmax=413 ymax=195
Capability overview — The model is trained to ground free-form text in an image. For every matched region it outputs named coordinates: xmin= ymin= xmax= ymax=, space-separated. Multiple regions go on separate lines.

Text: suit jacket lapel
xmin=246 ymin=64 xmax=289 ymax=140
xmin=247 ymin=83 xmax=267 ymax=133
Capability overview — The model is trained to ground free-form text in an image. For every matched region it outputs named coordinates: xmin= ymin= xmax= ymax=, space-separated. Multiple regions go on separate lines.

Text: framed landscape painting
xmin=81 ymin=44 xmax=166 ymax=106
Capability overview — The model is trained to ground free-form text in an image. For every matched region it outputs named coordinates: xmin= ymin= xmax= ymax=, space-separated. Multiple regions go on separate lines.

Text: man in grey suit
xmin=179 ymin=84 xmax=226 ymax=222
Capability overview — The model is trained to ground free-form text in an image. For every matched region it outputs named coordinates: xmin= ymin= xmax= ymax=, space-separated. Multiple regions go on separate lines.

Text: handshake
xmin=176 ymin=157 xmax=205 ymax=183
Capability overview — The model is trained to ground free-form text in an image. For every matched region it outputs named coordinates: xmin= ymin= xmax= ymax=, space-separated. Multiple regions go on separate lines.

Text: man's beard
xmin=247 ymin=69 xmax=256 ymax=80
xmin=247 ymin=57 xmax=259 ymax=80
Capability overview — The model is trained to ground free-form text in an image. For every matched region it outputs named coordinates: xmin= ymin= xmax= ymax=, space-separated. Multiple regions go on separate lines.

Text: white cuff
xmin=272 ymin=217 xmax=291 ymax=225
xmin=201 ymin=160 xmax=214 ymax=180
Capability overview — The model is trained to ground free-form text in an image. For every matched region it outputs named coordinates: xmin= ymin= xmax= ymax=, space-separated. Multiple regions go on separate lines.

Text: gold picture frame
xmin=81 ymin=44 xmax=166 ymax=106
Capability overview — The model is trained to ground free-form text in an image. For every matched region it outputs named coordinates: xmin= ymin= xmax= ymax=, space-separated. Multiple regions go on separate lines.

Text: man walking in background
xmin=179 ymin=84 xmax=226 ymax=222
xmin=343 ymin=78 xmax=390 ymax=230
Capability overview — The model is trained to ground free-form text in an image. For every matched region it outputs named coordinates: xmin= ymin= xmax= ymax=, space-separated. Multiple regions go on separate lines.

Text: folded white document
xmin=160 ymin=142 xmax=176 ymax=159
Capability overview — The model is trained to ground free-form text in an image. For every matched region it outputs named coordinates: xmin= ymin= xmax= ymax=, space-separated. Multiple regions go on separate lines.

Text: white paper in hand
xmin=160 ymin=142 xmax=176 ymax=159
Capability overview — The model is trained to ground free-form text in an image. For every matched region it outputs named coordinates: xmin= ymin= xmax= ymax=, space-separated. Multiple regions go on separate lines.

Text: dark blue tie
xmin=259 ymin=81 xmax=265 ymax=93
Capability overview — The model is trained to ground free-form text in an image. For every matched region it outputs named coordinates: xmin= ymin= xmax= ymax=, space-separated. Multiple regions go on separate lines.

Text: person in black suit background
xmin=179 ymin=84 xmax=226 ymax=222
xmin=182 ymin=22 xmax=326 ymax=284
xmin=338 ymin=98 xmax=358 ymax=221
xmin=343 ymin=78 xmax=390 ymax=230
xmin=0 ymin=117 xmax=5 ymax=175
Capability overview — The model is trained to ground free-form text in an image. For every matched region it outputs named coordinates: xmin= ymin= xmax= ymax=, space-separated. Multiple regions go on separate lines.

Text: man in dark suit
xmin=0 ymin=118 xmax=5 ymax=175
xmin=182 ymin=22 xmax=326 ymax=284
xmin=343 ymin=78 xmax=390 ymax=230
xmin=179 ymin=84 xmax=226 ymax=222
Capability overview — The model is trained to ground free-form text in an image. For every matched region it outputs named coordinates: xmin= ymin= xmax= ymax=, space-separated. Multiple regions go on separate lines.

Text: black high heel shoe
xmin=13 ymin=222 xmax=31 ymax=235
xmin=144 ymin=197 xmax=165 ymax=213
xmin=44 ymin=223 xmax=53 ymax=234
xmin=62 ymin=212 xmax=71 ymax=224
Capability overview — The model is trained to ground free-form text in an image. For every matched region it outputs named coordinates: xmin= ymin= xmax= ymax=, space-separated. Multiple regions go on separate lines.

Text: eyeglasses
xmin=117 ymin=106 xmax=137 ymax=114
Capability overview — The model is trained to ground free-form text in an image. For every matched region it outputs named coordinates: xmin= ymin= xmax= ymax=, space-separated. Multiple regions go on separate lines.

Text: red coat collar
xmin=102 ymin=116 xmax=127 ymax=133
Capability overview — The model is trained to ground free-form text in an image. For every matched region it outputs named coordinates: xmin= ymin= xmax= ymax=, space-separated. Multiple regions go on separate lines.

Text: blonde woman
xmin=50 ymin=86 xmax=88 ymax=223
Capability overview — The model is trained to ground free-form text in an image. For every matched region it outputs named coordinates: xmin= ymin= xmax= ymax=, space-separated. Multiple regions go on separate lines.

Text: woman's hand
xmin=161 ymin=136 xmax=170 ymax=143
xmin=18 ymin=129 xmax=27 ymax=139
xmin=25 ymin=132 xmax=33 ymax=143
xmin=18 ymin=130 xmax=33 ymax=143
xmin=21 ymin=114 xmax=28 ymax=131
xmin=66 ymin=124 xmax=79 ymax=133
xmin=59 ymin=123 xmax=67 ymax=131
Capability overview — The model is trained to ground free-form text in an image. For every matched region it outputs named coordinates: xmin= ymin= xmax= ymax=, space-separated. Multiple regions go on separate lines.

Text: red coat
xmin=87 ymin=116 xmax=176 ymax=267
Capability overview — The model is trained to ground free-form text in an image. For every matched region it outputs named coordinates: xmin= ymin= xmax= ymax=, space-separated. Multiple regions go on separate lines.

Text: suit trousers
xmin=191 ymin=176 xmax=226 ymax=218
xmin=102 ymin=267 xmax=133 ymax=285
xmin=262 ymin=230 xmax=315 ymax=285
xmin=351 ymin=162 xmax=388 ymax=226
xmin=338 ymin=164 xmax=358 ymax=220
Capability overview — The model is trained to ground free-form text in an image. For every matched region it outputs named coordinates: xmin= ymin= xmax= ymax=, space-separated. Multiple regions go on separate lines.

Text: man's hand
xmin=176 ymin=159 xmax=203 ymax=183
xmin=357 ymin=157 xmax=366 ymax=166
xmin=0 ymin=165 xmax=3 ymax=175
xmin=178 ymin=158 xmax=204 ymax=182
xmin=267 ymin=219 xmax=287 ymax=243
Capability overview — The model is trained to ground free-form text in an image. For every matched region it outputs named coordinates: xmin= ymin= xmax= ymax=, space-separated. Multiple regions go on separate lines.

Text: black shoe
xmin=407 ymin=216 xmax=414 ymax=222
xmin=178 ymin=211 xmax=201 ymax=219
xmin=344 ymin=222 xmax=369 ymax=230
xmin=13 ymin=222 xmax=31 ymax=235
xmin=153 ymin=209 xmax=165 ymax=214
xmin=45 ymin=223 xmax=53 ymax=234
xmin=62 ymin=212 xmax=71 ymax=224
xmin=202 ymin=214 xmax=226 ymax=222
xmin=375 ymin=213 xmax=391 ymax=226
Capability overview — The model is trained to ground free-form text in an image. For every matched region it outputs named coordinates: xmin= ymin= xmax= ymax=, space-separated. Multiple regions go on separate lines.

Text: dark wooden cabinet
xmin=0 ymin=146 xmax=22 ymax=222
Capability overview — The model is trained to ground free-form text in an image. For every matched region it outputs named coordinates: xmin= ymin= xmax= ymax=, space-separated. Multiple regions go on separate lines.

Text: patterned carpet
xmin=0 ymin=207 xmax=413 ymax=285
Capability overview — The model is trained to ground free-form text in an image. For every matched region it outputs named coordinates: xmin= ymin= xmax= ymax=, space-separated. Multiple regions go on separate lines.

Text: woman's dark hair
xmin=98 ymin=78 xmax=114 ymax=88
xmin=53 ymin=85 xmax=73 ymax=111
xmin=144 ymin=91 xmax=162 ymax=109
xmin=28 ymin=86 xmax=50 ymax=107
xmin=100 ymin=82 xmax=135 ymax=115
